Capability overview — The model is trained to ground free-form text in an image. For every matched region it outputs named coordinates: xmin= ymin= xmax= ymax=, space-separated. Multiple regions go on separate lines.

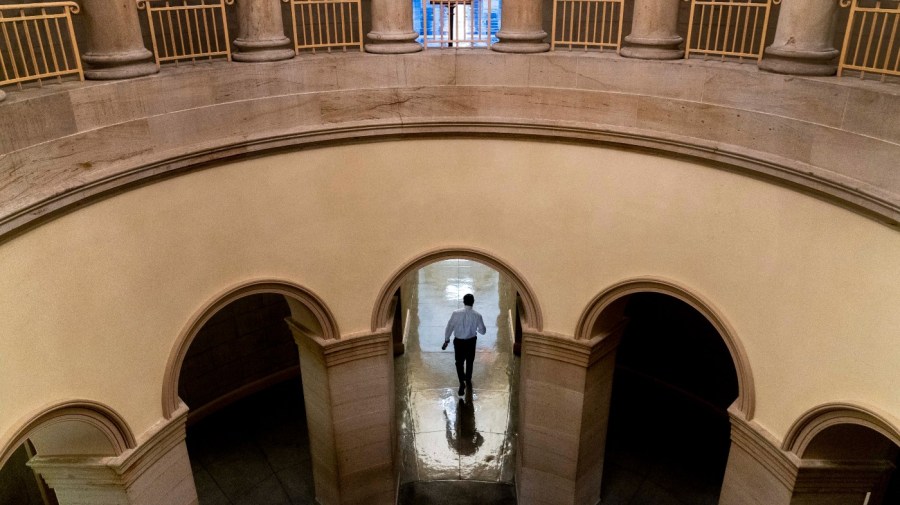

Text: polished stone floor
xmin=395 ymin=259 xmax=519 ymax=485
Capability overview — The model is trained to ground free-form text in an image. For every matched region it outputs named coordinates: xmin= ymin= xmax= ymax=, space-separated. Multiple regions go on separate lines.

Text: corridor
xmin=394 ymin=260 xmax=519 ymax=487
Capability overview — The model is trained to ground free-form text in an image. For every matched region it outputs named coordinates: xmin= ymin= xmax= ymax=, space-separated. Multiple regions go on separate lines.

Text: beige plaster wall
xmin=0 ymin=138 xmax=898 ymax=450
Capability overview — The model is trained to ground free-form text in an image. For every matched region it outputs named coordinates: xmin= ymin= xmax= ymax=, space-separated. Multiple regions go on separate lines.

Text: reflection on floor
xmin=186 ymin=379 xmax=315 ymax=505
xmin=395 ymin=259 xmax=519 ymax=485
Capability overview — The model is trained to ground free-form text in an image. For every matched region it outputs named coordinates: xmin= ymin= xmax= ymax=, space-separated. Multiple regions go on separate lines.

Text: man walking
xmin=442 ymin=293 xmax=486 ymax=396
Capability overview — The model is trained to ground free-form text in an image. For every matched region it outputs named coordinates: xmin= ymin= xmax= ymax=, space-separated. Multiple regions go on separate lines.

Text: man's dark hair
xmin=463 ymin=294 xmax=475 ymax=306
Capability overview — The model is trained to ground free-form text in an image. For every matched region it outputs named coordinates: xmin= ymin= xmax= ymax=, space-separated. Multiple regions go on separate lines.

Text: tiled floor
xmin=395 ymin=259 xmax=519 ymax=485
xmin=186 ymin=379 xmax=315 ymax=505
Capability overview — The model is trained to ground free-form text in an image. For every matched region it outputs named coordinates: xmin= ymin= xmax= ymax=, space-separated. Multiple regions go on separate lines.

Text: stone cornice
xmin=28 ymin=403 xmax=188 ymax=488
xmin=288 ymin=318 xmax=392 ymax=367
xmin=521 ymin=330 xmax=620 ymax=368
xmin=1 ymin=52 xmax=898 ymax=243
xmin=728 ymin=407 xmax=801 ymax=489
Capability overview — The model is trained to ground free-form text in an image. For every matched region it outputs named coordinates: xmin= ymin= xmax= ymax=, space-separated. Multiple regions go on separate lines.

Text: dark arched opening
xmin=601 ymin=292 xmax=739 ymax=503
xmin=178 ymin=293 xmax=315 ymax=504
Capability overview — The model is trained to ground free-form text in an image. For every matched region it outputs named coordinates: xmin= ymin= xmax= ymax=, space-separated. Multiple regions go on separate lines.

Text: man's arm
xmin=477 ymin=314 xmax=486 ymax=335
xmin=444 ymin=313 xmax=457 ymax=342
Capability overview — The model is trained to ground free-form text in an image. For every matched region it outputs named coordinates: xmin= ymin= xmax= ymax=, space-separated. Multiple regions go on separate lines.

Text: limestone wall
xmin=0 ymin=138 xmax=897 ymax=457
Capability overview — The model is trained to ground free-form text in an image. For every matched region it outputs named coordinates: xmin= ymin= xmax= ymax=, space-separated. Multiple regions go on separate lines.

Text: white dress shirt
xmin=444 ymin=306 xmax=486 ymax=342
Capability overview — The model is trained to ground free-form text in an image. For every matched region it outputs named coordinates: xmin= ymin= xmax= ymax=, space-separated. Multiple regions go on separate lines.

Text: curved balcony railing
xmin=550 ymin=0 xmax=624 ymax=52
xmin=0 ymin=2 xmax=82 ymax=90
xmin=684 ymin=0 xmax=779 ymax=62
xmin=839 ymin=0 xmax=900 ymax=80
xmin=137 ymin=0 xmax=234 ymax=65
xmin=284 ymin=0 xmax=365 ymax=53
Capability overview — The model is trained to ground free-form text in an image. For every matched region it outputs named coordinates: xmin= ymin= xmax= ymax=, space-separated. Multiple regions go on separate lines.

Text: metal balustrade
xmin=283 ymin=0 xmax=364 ymax=53
xmin=0 ymin=2 xmax=82 ymax=91
xmin=684 ymin=0 xmax=779 ymax=62
xmin=420 ymin=0 xmax=495 ymax=48
xmin=550 ymin=0 xmax=624 ymax=52
xmin=840 ymin=0 xmax=900 ymax=80
xmin=137 ymin=0 xmax=233 ymax=65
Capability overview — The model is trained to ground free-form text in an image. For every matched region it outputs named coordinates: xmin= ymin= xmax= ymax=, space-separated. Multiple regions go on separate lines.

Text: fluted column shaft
xmin=492 ymin=0 xmax=549 ymax=53
xmin=80 ymin=0 xmax=157 ymax=80
xmin=366 ymin=0 xmax=422 ymax=54
xmin=233 ymin=0 xmax=295 ymax=62
xmin=759 ymin=0 xmax=840 ymax=75
xmin=621 ymin=0 xmax=683 ymax=59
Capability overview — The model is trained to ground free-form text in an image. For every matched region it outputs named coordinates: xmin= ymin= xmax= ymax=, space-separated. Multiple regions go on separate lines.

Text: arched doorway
xmin=599 ymin=292 xmax=740 ymax=503
xmin=379 ymin=250 xmax=540 ymax=502
xmin=785 ymin=405 xmax=900 ymax=505
xmin=167 ymin=281 xmax=338 ymax=505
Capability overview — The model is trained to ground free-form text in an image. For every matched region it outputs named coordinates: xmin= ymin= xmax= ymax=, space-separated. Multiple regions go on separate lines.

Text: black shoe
xmin=458 ymin=384 xmax=465 ymax=396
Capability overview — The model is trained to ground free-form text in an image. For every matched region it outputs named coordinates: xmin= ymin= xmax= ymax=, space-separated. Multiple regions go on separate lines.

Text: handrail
xmin=0 ymin=2 xmax=83 ymax=94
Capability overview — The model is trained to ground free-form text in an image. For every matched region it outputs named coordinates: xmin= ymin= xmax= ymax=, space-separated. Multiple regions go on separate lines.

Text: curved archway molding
xmin=575 ymin=276 xmax=756 ymax=419
xmin=782 ymin=402 xmax=900 ymax=457
xmin=371 ymin=246 xmax=544 ymax=332
xmin=0 ymin=399 xmax=136 ymax=470
xmin=162 ymin=278 xmax=340 ymax=418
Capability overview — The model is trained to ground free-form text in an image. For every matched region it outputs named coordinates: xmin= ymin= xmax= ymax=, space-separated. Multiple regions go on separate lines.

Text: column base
xmin=233 ymin=37 xmax=295 ymax=62
xmin=758 ymin=47 xmax=839 ymax=76
xmin=82 ymin=48 xmax=158 ymax=80
xmin=492 ymin=30 xmax=549 ymax=53
xmin=0 ymin=90 xmax=6 ymax=103
xmin=620 ymin=34 xmax=683 ymax=60
xmin=366 ymin=31 xmax=422 ymax=54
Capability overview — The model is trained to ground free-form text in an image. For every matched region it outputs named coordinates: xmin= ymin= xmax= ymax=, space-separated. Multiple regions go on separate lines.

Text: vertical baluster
xmin=598 ymin=1 xmax=607 ymax=48
xmin=862 ymin=10 xmax=878 ymax=76
xmin=339 ymin=1 xmax=347 ymax=48
xmin=32 ymin=15 xmax=49 ymax=81
xmin=42 ymin=9 xmax=61 ymax=78
xmin=0 ymin=13 xmax=9 ymax=84
xmin=567 ymin=0 xmax=575 ymax=47
xmin=731 ymin=3 xmax=742 ymax=56
xmin=201 ymin=6 xmax=212 ymax=56
xmin=195 ymin=7 xmax=205 ymax=57
xmin=176 ymin=4 xmax=187 ymax=60
xmin=738 ymin=3 xmax=749 ymax=56
xmin=750 ymin=2 xmax=760 ymax=57
xmin=314 ymin=2 xmax=322 ymax=50
xmin=871 ymin=10 xmax=889 ymax=73
xmin=886 ymin=11 xmax=899 ymax=75
xmin=616 ymin=0 xmax=623 ymax=51
xmin=166 ymin=4 xmax=177 ymax=62
xmin=219 ymin=0 xmax=230 ymax=60
xmin=297 ymin=1 xmax=306 ymax=49
xmin=184 ymin=5 xmax=199 ymax=59
xmin=590 ymin=1 xmax=598 ymax=48
xmin=721 ymin=3 xmax=733 ymax=58
xmin=699 ymin=4 xmax=709 ymax=54
xmin=1 ymin=10 xmax=21 ymax=85
xmin=853 ymin=11 xmax=867 ymax=69
xmin=54 ymin=13 xmax=70 ymax=72
xmin=574 ymin=0 xmax=582 ymax=46
xmin=12 ymin=11 xmax=28 ymax=85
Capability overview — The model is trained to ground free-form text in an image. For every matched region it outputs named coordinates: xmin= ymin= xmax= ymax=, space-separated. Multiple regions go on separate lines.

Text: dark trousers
xmin=453 ymin=337 xmax=477 ymax=384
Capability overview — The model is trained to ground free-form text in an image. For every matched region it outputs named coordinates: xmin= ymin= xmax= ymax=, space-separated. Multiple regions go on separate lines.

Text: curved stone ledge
xmin=0 ymin=51 xmax=898 ymax=240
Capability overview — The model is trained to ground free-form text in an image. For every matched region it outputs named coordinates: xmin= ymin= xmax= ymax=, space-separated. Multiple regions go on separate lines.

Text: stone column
xmin=29 ymin=408 xmax=197 ymax=505
xmin=0 ymin=90 xmax=6 ymax=103
xmin=80 ymin=0 xmax=157 ymax=80
xmin=366 ymin=0 xmax=422 ymax=54
xmin=759 ymin=0 xmax=840 ymax=76
xmin=517 ymin=330 xmax=621 ymax=505
xmin=288 ymin=319 xmax=396 ymax=505
xmin=621 ymin=0 xmax=683 ymax=60
xmin=233 ymin=0 xmax=295 ymax=62
xmin=492 ymin=0 xmax=549 ymax=53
